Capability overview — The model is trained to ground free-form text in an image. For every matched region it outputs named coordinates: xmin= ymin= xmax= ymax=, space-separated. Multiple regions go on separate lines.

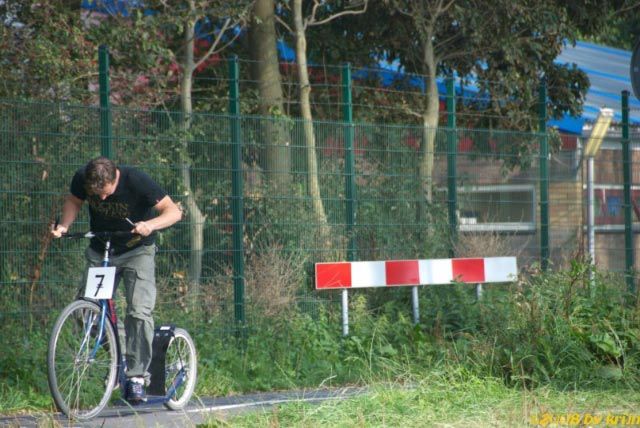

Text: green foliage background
xmin=2 ymin=0 xmax=640 ymax=415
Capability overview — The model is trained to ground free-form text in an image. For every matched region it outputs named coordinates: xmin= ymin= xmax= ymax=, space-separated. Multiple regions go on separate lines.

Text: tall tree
xmin=326 ymin=0 xmax=638 ymax=215
xmin=1 ymin=0 xmax=253 ymax=299
xmin=249 ymin=0 xmax=292 ymax=187
xmin=278 ymin=0 xmax=368 ymax=245
xmin=140 ymin=0 xmax=253 ymax=290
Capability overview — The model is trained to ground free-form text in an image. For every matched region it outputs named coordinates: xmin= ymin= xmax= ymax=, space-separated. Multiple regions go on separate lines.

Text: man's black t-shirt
xmin=70 ymin=165 xmax=167 ymax=255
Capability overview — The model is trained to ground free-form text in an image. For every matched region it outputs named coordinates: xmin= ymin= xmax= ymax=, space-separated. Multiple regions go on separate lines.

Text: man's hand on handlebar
xmin=126 ymin=218 xmax=153 ymax=237
xmin=131 ymin=221 xmax=154 ymax=237
xmin=51 ymin=224 xmax=68 ymax=238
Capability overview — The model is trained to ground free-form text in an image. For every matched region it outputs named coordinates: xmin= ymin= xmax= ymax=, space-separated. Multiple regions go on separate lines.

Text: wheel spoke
xmin=163 ymin=329 xmax=197 ymax=410
xmin=48 ymin=301 xmax=117 ymax=420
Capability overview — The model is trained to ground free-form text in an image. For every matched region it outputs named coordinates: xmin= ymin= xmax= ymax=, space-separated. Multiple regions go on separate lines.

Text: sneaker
xmin=125 ymin=377 xmax=147 ymax=404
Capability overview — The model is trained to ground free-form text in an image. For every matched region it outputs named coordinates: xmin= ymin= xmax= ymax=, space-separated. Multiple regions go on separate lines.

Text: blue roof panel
xmin=555 ymin=40 xmax=640 ymax=127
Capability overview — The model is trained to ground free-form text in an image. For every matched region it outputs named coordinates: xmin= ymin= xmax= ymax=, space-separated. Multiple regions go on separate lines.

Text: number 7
xmin=94 ymin=274 xmax=105 ymax=297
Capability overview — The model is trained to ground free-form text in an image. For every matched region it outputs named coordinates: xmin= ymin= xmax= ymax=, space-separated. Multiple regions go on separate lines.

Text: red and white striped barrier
xmin=315 ymin=257 xmax=517 ymax=289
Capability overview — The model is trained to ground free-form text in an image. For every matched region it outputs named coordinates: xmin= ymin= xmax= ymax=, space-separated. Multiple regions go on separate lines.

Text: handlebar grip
xmin=60 ymin=232 xmax=94 ymax=239
xmin=60 ymin=231 xmax=139 ymax=239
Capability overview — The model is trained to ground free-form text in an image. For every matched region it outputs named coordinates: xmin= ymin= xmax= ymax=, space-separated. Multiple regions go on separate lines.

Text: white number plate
xmin=84 ymin=267 xmax=116 ymax=299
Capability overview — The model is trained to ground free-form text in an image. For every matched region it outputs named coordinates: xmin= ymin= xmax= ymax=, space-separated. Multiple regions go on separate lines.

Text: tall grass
xmin=1 ymin=259 xmax=639 ymax=416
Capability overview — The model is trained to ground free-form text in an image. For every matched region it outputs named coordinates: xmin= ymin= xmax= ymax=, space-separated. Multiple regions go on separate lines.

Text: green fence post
xmin=538 ymin=81 xmax=549 ymax=270
xmin=342 ymin=63 xmax=356 ymax=335
xmin=98 ymin=45 xmax=113 ymax=158
xmin=446 ymin=76 xmax=457 ymax=257
xmin=622 ymin=90 xmax=635 ymax=295
xmin=229 ymin=56 xmax=245 ymax=329
xmin=342 ymin=63 xmax=356 ymax=262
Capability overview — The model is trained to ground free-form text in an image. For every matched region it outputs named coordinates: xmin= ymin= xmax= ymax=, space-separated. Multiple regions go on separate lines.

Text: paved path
xmin=0 ymin=387 xmax=366 ymax=427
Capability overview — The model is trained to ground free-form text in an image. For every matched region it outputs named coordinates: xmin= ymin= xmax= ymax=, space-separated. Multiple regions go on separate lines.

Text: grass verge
xmin=201 ymin=371 xmax=640 ymax=427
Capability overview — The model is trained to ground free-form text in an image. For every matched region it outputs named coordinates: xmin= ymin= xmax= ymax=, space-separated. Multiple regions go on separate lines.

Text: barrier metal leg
xmin=342 ymin=289 xmax=349 ymax=336
xmin=411 ymin=286 xmax=420 ymax=325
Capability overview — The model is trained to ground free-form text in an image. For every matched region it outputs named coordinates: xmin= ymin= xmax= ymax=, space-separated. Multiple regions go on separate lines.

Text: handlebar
xmin=54 ymin=217 xmax=140 ymax=241
xmin=60 ymin=231 xmax=138 ymax=239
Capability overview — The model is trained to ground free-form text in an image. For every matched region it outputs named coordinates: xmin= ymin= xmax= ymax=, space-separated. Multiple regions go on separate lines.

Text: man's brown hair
xmin=84 ymin=157 xmax=117 ymax=195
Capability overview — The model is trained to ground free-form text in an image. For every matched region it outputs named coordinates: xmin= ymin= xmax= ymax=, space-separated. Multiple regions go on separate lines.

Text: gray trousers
xmin=82 ymin=244 xmax=157 ymax=382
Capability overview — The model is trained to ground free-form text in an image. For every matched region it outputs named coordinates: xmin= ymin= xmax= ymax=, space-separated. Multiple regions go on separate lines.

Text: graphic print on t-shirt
xmin=87 ymin=198 xmax=130 ymax=219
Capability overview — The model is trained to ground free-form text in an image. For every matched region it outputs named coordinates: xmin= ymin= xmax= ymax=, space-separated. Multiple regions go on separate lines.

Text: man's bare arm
xmin=130 ymin=196 xmax=182 ymax=237
xmin=51 ymin=194 xmax=84 ymax=238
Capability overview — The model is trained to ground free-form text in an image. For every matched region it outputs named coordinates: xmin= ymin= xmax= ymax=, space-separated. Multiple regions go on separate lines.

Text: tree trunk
xmin=180 ymin=17 xmax=206 ymax=290
xmin=249 ymin=0 xmax=291 ymax=188
xmin=293 ymin=0 xmax=331 ymax=244
xmin=417 ymin=36 xmax=440 ymax=222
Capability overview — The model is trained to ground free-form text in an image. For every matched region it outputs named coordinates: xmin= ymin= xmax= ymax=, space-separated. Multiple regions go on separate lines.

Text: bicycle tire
xmin=163 ymin=327 xmax=197 ymax=410
xmin=47 ymin=300 xmax=118 ymax=420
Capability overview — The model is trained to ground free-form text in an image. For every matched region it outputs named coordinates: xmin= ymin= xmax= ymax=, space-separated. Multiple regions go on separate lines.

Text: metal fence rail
xmin=1 ymin=97 xmax=638 ymax=336
xmin=8 ymin=55 xmax=640 ymax=338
